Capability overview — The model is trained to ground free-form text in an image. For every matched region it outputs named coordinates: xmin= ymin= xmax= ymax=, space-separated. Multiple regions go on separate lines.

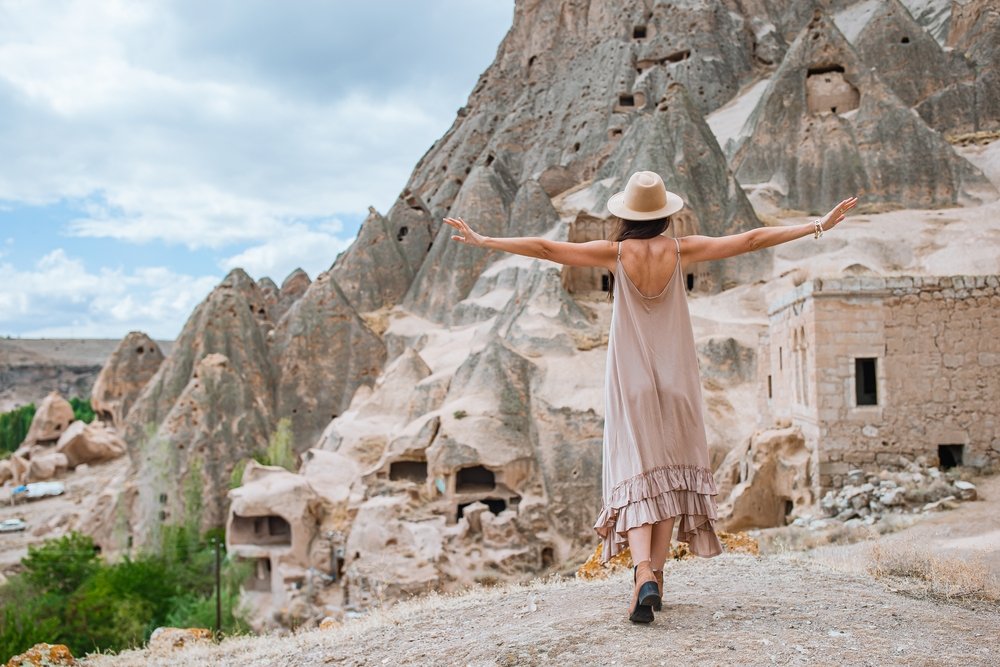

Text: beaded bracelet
xmin=813 ymin=219 xmax=824 ymax=239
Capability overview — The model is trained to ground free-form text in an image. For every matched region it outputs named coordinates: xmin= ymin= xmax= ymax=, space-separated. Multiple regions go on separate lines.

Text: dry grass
xmin=576 ymin=531 xmax=760 ymax=580
xmin=867 ymin=541 xmax=1000 ymax=604
xmin=755 ymin=514 xmax=918 ymax=554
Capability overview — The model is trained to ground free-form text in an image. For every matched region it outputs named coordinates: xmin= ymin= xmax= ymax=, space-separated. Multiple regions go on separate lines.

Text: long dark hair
xmin=607 ymin=216 xmax=672 ymax=300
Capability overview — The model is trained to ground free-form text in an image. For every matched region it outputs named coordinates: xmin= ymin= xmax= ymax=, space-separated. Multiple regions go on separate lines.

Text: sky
xmin=0 ymin=0 xmax=514 ymax=339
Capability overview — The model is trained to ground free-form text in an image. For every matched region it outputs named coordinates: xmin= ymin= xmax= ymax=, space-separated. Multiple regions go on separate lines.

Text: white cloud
xmin=0 ymin=0 xmax=508 ymax=249
xmin=220 ymin=222 xmax=351 ymax=282
xmin=0 ymin=0 xmax=513 ymax=337
xmin=0 ymin=249 xmax=218 ymax=339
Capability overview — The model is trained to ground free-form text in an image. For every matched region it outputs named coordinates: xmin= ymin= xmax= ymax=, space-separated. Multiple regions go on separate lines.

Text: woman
xmin=444 ymin=171 xmax=857 ymax=623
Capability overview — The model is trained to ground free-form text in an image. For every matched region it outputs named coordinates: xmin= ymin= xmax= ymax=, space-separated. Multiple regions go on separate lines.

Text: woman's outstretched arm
xmin=443 ymin=217 xmax=617 ymax=270
xmin=680 ymin=196 xmax=858 ymax=264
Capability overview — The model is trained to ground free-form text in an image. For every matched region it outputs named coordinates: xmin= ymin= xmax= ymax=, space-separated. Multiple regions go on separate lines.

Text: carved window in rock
xmin=805 ymin=65 xmax=859 ymax=115
xmin=245 ymin=557 xmax=271 ymax=592
xmin=230 ymin=514 xmax=292 ymax=546
xmin=456 ymin=497 xmax=507 ymax=521
xmin=614 ymin=91 xmax=646 ymax=113
xmin=455 ymin=465 xmax=495 ymax=493
xmin=562 ymin=213 xmax=612 ymax=295
xmin=389 ymin=460 xmax=427 ymax=483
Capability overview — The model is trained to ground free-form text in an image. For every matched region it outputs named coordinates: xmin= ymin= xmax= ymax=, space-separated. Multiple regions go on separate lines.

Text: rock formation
xmin=26 ymin=450 xmax=68 ymax=482
xmin=120 ymin=271 xmax=278 ymax=546
xmin=717 ymin=426 xmax=813 ymax=531
xmin=731 ymin=11 xmax=995 ymax=212
xmin=0 ymin=338 xmax=119 ymax=413
xmin=123 ymin=269 xmax=274 ymax=450
xmin=55 ymin=420 xmax=127 ymax=468
xmin=23 ymin=391 xmax=74 ymax=446
xmin=847 ymin=0 xmax=979 ymax=134
xmin=272 ymin=269 xmax=312 ymax=323
xmin=328 ymin=202 xmax=435 ymax=314
xmin=131 ymin=353 xmax=273 ymax=543
xmin=945 ymin=0 xmax=1000 ymax=133
xmin=90 ymin=332 xmax=165 ymax=429
xmin=270 ymin=268 xmax=387 ymax=450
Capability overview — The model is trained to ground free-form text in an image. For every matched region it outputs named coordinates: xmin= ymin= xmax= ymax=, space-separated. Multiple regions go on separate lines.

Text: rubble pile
xmin=801 ymin=457 xmax=978 ymax=529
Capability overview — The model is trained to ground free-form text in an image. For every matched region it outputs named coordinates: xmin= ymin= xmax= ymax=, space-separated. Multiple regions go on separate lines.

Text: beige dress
xmin=593 ymin=237 xmax=723 ymax=562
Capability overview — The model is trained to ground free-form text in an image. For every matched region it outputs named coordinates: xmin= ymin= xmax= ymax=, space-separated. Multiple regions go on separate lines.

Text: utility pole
xmin=213 ymin=538 xmax=222 ymax=638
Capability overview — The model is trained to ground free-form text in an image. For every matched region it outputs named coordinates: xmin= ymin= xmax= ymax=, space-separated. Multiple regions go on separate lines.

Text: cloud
xmin=220 ymin=221 xmax=352 ymax=282
xmin=0 ymin=0 xmax=513 ymax=337
xmin=0 ymin=249 xmax=219 ymax=339
xmin=0 ymin=0 xmax=512 ymax=248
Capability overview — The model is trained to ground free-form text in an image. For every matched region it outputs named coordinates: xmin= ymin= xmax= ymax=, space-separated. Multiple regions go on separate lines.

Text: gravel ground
xmin=85 ymin=553 xmax=1000 ymax=667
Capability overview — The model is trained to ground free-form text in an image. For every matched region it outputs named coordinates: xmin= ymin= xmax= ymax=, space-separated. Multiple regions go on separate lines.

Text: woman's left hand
xmin=443 ymin=217 xmax=488 ymax=247
xmin=819 ymin=196 xmax=859 ymax=231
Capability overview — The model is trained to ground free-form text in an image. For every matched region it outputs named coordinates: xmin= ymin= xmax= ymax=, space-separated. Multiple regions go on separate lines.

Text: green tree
xmin=0 ymin=404 xmax=35 ymax=456
xmin=21 ymin=532 xmax=101 ymax=596
xmin=257 ymin=417 xmax=296 ymax=471
xmin=0 ymin=528 xmax=250 ymax=661
xmin=69 ymin=397 xmax=95 ymax=424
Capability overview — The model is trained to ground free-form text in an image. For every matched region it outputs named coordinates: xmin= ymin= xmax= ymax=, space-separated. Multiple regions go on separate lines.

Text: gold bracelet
xmin=813 ymin=220 xmax=824 ymax=239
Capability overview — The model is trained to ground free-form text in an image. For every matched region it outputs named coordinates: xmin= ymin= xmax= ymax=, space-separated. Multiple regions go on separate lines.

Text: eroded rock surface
xmin=55 ymin=420 xmax=127 ymax=468
xmin=732 ymin=12 xmax=995 ymax=212
xmin=90 ymin=332 xmax=165 ymax=429
xmin=130 ymin=353 xmax=273 ymax=544
xmin=23 ymin=391 xmax=74 ymax=446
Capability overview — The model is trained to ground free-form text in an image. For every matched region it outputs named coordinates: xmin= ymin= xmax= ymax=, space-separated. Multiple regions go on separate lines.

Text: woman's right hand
xmin=443 ymin=217 xmax=489 ymax=247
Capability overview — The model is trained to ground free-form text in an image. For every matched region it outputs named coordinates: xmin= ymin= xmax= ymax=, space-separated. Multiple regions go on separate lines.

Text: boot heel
xmin=638 ymin=580 xmax=661 ymax=609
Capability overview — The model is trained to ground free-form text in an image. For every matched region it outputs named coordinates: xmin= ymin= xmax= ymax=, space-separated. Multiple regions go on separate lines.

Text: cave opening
xmin=456 ymin=465 xmax=495 ymax=492
xmin=389 ymin=460 xmax=428 ymax=483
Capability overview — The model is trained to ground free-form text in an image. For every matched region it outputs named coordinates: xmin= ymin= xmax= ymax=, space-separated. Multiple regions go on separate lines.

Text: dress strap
xmin=617 ymin=240 xmax=623 ymax=261
xmin=673 ymin=237 xmax=681 ymax=256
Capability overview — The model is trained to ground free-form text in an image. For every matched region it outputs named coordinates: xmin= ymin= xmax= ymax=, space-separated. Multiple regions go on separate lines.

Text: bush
xmin=0 ymin=527 xmax=249 ymax=661
xmin=0 ymin=404 xmax=35 ymax=455
xmin=69 ymin=397 xmax=95 ymax=424
xmin=21 ymin=532 xmax=101 ymax=595
xmin=255 ymin=417 xmax=296 ymax=471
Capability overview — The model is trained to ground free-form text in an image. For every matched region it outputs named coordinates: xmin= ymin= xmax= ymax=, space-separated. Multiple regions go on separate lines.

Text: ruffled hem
xmin=593 ymin=465 xmax=723 ymax=563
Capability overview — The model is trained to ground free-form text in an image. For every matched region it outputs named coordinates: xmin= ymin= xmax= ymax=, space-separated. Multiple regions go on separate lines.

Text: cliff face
xmin=731 ymin=11 xmax=994 ymax=213
xmin=75 ymin=0 xmax=999 ymax=627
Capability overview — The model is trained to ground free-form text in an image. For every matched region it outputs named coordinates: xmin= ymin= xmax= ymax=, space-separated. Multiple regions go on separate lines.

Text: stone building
xmin=759 ymin=274 xmax=1000 ymax=497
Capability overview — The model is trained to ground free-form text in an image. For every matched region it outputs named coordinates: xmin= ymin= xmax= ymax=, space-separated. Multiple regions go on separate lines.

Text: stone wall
xmin=762 ymin=275 xmax=1000 ymax=496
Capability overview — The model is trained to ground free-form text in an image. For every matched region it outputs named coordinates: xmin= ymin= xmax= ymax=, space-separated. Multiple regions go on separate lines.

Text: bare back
xmin=618 ymin=236 xmax=680 ymax=298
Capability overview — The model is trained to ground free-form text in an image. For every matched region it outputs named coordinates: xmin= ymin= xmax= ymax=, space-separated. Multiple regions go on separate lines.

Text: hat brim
xmin=606 ymin=190 xmax=685 ymax=220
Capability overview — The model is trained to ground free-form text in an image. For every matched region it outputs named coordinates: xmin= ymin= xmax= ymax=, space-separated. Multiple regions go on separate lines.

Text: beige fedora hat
xmin=606 ymin=171 xmax=684 ymax=220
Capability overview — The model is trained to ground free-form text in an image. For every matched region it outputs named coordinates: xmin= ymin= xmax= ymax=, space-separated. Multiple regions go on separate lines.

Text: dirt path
xmin=85 ymin=553 xmax=999 ymax=667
